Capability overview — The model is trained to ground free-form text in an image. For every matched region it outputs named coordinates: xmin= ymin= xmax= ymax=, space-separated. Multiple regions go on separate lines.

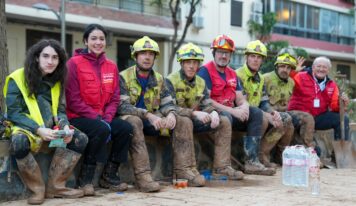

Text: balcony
xmin=69 ymin=0 xmax=171 ymax=17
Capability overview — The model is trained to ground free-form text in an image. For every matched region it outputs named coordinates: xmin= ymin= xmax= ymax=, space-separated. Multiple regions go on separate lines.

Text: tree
xmin=0 ymin=1 xmax=9 ymax=108
xmin=247 ymin=12 xmax=277 ymax=43
xmin=153 ymin=0 xmax=201 ymax=73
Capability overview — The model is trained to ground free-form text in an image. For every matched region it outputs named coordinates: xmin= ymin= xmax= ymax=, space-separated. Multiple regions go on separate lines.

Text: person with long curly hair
xmin=4 ymin=39 xmax=88 ymax=205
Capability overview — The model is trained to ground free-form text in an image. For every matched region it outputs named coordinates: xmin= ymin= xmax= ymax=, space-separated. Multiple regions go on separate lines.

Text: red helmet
xmin=211 ymin=34 xmax=235 ymax=52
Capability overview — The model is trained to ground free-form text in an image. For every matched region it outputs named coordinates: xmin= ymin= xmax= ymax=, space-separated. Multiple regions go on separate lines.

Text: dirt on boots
xmin=16 ymin=153 xmax=45 ymax=205
xmin=46 ymin=148 xmax=84 ymax=199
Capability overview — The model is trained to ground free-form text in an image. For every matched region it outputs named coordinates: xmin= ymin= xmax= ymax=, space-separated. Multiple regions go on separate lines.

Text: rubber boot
xmin=173 ymin=116 xmax=205 ymax=187
xmin=78 ymin=164 xmax=96 ymax=196
xmin=46 ymin=148 xmax=84 ymax=198
xmin=92 ymin=162 xmax=105 ymax=188
xmin=244 ymin=136 xmax=276 ymax=176
xmin=211 ymin=116 xmax=244 ymax=180
xmin=99 ymin=161 xmax=128 ymax=191
xmin=259 ymin=137 xmax=279 ymax=168
xmin=16 ymin=153 xmax=45 ymax=205
xmin=127 ymin=116 xmax=160 ymax=192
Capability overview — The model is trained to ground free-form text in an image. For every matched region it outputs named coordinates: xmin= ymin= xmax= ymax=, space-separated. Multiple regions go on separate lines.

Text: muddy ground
xmin=1 ymin=169 xmax=355 ymax=206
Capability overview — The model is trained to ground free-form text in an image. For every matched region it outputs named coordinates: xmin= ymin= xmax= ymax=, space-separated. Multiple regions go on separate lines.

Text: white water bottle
xmin=282 ymin=146 xmax=293 ymax=186
xmin=309 ymin=149 xmax=320 ymax=195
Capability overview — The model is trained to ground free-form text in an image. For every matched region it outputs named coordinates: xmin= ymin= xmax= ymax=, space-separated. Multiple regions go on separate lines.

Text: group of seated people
xmin=2 ymin=23 xmax=349 ymax=205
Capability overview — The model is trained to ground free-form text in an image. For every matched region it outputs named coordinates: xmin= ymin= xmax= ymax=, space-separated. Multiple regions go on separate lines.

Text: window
xmin=337 ymin=65 xmax=351 ymax=81
xmin=116 ymin=41 xmax=135 ymax=71
xmin=229 ymin=51 xmax=244 ymax=70
xmin=231 ymin=1 xmax=243 ymax=27
xmin=26 ymin=30 xmax=72 ymax=55
xmin=274 ymin=0 xmax=354 ymax=45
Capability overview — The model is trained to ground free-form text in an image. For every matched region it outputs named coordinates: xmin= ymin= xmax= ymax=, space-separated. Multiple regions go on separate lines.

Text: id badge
xmin=313 ymin=98 xmax=320 ymax=108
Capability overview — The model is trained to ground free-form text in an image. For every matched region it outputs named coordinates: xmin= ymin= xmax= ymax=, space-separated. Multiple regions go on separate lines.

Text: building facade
xmin=4 ymin=0 xmax=356 ymax=83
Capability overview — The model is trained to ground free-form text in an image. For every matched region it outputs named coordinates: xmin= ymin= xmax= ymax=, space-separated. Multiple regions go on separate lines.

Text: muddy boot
xmin=211 ymin=116 xmax=244 ymax=180
xmin=46 ymin=148 xmax=84 ymax=198
xmin=99 ymin=161 xmax=128 ymax=192
xmin=78 ymin=164 xmax=96 ymax=196
xmin=135 ymin=172 xmax=160 ymax=192
xmin=213 ymin=166 xmax=244 ymax=180
xmin=244 ymin=136 xmax=276 ymax=176
xmin=127 ymin=116 xmax=160 ymax=192
xmin=92 ymin=162 xmax=104 ymax=188
xmin=173 ymin=116 xmax=205 ymax=187
xmin=16 ymin=153 xmax=45 ymax=205
xmin=259 ymin=137 xmax=279 ymax=168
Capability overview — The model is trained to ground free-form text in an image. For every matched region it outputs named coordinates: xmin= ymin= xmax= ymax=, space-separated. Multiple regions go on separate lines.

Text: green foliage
xmin=259 ymin=41 xmax=309 ymax=74
xmin=247 ymin=12 xmax=277 ymax=42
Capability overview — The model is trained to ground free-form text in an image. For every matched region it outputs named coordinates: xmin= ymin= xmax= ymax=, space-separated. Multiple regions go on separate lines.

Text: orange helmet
xmin=211 ymin=34 xmax=235 ymax=52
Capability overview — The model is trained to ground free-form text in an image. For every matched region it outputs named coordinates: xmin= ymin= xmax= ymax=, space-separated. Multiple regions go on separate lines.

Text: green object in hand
xmin=49 ymin=138 xmax=67 ymax=148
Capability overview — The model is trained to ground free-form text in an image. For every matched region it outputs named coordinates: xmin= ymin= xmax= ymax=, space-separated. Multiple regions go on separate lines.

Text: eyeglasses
xmin=215 ymin=50 xmax=231 ymax=57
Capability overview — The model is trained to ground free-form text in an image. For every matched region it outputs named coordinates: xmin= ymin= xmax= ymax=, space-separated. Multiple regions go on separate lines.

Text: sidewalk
xmin=1 ymin=169 xmax=356 ymax=206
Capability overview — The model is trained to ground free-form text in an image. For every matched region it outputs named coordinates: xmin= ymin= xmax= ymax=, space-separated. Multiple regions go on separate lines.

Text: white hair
xmin=312 ymin=56 xmax=332 ymax=68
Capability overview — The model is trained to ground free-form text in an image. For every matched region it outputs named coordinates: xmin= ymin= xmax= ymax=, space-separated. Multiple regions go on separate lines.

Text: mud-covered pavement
xmin=2 ymin=169 xmax=356 ymax=206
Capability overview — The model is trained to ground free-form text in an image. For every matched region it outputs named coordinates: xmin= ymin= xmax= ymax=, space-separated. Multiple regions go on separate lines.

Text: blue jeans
xmin=221 ymin=106 xmax=263 ymax=137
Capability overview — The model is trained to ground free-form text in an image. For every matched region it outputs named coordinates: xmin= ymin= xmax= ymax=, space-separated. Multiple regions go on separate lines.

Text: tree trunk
xmin=168 ymin=0 xmax=200 ymax=74
xmin=0 ymin=1 xmax=9 ymax=109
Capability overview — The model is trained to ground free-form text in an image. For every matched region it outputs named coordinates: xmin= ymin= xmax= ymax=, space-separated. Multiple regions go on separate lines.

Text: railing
xmin=69 ymin=0 xmax=172 ymax=17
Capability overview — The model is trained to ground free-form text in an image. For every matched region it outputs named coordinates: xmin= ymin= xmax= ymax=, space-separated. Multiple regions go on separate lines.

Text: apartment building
xmin=4 ymin=0 xmax=356 ymax=82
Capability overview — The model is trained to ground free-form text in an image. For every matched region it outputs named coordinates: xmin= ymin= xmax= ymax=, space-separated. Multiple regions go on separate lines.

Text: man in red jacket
xmin=198 ymin=35 xmax=275 ymax=176
xmin=288 ymin=56 xmax=350 ymax=141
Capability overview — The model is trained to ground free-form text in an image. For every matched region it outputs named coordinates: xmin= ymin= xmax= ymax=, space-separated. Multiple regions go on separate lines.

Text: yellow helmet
xmin=245 ymin=40 xmax=267 ymax=57
xmin=176 ymin=43 xmax=204 ymax=62
xmin=131 ymin=36 xmax=160 ymax=58
xmin=274 ymin=53 xmax=297 ymax=69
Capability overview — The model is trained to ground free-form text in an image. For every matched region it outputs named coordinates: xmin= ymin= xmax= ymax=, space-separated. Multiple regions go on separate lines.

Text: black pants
xmin=314 ymin=111 xmax=350 ymax=140
xmin=70 ymin=117 xmax=133 ymax=165
xmin=221 ymin=106 xmax=263 ymax=137
xmin=10 ymin=129 xmax=88 ymax=159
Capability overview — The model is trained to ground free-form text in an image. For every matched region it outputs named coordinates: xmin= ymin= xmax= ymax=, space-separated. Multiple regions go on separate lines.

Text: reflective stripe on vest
xmin=120 ymin=66 xmax=162 ymax=112
xmin=236 ymin=64 xmax=264 ymax=107
xmin=3 ymin=68 xmax=60 ymax=152
xmin=204 ymin=61 xmax=237 ymax=107
xmin=167 ymin=71 xmax=205 ymax=109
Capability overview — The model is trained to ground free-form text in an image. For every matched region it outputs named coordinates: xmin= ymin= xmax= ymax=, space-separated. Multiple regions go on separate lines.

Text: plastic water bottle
xmin=294 ymin=146 xmax=309 ymax=187
xmin=282 ymin=146 xmax=293 ymax=186
xmin=283 ymin=145 xmax=309 ymax=187
xmin=309 ymin=149 xmax=320 ymax=195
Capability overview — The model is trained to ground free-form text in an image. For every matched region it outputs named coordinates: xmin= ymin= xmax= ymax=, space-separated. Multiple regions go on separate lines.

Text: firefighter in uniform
xmin=236 ymin=40 xmax=294 ymax=168
xmin=263 ymin=51 xmax=315 ymax=166
xmin=166 ymin=43 xmax=244 ymax=180
xmin=198 ymin=35 xmax=275 ymax=175
xmin=118 ymin=36 xmax=205 ymax=192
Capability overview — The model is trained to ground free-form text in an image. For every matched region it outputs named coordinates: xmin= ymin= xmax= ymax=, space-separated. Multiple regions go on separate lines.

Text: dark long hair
xmin=82 ymin=23 xmax=107 ymax=44
xmin=24 ymin=39 xmax=67 ymax=97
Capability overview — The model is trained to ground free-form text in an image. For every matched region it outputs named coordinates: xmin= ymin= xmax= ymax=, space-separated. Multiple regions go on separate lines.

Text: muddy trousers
xmin=124 ymin=115 xmax=161 ymax=192
xmin=192 ymin=116 xmax=244 ymax=180
xmin=314 ymin=112 xmax=350 ymax=141
xmin=260 ymin=112 xmax=294 ymax=167
xmin=288 ymin=110 xmax=315 ymax=147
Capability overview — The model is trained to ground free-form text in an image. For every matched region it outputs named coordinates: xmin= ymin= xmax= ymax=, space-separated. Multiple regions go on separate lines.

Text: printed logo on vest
xmin=103 ymin=73 xmax=114 ymax=84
